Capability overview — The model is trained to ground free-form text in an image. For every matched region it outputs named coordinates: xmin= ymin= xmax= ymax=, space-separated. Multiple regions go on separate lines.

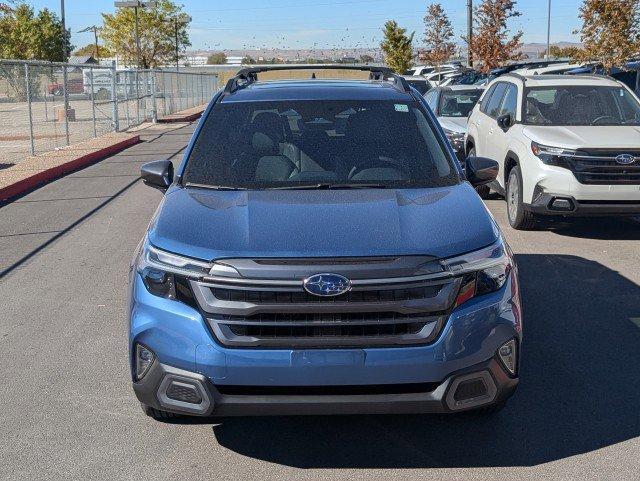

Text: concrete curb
xmin=0 ymin=135 xmax=141 ymax=202
xmin=158 ymin=105 xmax=207 ymax=123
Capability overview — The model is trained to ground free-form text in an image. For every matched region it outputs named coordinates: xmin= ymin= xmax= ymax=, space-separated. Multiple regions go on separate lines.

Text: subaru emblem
xmin=303 ymin=273 xmax=351 ymax=297
xmin=615 ymin=154 xmax=636 ymax=165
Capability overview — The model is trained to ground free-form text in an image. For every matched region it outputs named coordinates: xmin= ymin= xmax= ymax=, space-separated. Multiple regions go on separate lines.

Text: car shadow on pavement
xmin=544 ymin=217 xmax=640 ymax=241
xmin=209 ymin=254 xmax=640 ymax=468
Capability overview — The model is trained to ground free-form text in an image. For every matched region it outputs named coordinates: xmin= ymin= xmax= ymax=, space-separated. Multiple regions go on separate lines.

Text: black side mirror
xmin=466 ymin=156 xmax=499 ymax=187
xmin=496 ymin=113 xmax=514 ymax=131
xmin=141 ymin=160 xmax=174 ymax=192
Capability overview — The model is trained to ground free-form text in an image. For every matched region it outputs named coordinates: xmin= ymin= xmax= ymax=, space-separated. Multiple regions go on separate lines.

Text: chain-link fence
xmin=0 ymin=59 xmax=219 ymax=167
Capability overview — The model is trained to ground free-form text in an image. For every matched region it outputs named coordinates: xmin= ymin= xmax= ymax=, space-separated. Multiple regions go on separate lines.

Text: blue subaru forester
xmin=130 ymin=66 xmax=521 ymax=419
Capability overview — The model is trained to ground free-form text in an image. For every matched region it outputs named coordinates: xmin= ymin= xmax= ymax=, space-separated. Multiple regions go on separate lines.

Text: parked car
xmin=130 ymin=65 xmax=521 ymax=420
xmin=514 ymin=62 xmax=581 ymax=76
xmin=408 ymin=65 xmax=436 ymax=76
xmin=466 ymin=74 xmax=640 ymax=229
xmin=425 ymin=69 xmax=460 ymax=87
xmin=48 ymin=78 xmax=84 ymax=96
xmin=401 ymin=75 xmax=432 ymax=95
xmin=424 ymin=85 xmax=484 ymax=162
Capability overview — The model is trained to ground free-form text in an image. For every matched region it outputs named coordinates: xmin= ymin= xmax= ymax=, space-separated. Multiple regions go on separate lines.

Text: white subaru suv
xmin=466 ymin=74 xmax=640 ymax=229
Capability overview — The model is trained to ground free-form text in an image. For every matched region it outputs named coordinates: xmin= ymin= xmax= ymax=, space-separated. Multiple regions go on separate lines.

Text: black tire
xmin=140 ymin=403 xmax=181 ymax=421
xmin=468 ymin=148 xmax=491 ymax=199
xmin=506 ymin=165 xmax=537 ymax=230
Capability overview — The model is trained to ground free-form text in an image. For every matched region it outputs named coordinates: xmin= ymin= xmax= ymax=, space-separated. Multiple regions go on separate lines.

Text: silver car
xmin=424 ymin=85 xmax=484 ymax=163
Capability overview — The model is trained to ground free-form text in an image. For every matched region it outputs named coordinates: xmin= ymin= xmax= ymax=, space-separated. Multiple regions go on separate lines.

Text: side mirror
xmin=496 ymin=113 xmax=514 ymax=131
xmin=466 ymin=156 xmax=499 ymax=187
xmin=141 ymin=160 xmax=173 ymax=192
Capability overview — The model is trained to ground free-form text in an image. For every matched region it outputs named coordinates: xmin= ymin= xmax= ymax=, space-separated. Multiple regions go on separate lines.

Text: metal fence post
xmin=151 ymin=71 xmax=158 ymax=123
xmin=124 ymin=72 xmax=131 ymax=128
xmin=24 ymin=63 xmax=36 ymax=156
xmin=62 ymin=65 xmax=70 ymax=146
xmin=111 ymin=61 xmax=119 ymax=132
xmin=90 ymin=68 xmax=97 ymax=137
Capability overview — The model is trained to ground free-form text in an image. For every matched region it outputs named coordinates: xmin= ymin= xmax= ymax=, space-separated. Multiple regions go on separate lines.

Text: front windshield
xmin=183 ymin=100 xmax=458 ymax=190
xmin=525 ymin=86 xmax=640 ymax=126
xmin=439 ymin=90 xmax=482 ymax=117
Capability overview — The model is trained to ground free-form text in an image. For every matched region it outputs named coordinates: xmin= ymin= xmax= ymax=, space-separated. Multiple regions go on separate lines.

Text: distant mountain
xmin=188 ymin=42 xmax=582 ymax=63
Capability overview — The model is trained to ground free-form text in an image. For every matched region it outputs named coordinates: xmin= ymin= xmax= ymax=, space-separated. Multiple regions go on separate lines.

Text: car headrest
xmin=251 ymin=112 xmax=285 ymax=156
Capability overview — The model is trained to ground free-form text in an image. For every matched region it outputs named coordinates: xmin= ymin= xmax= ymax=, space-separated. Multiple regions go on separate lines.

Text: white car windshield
xmin=525 ymin=86 xmax=640 ymax=126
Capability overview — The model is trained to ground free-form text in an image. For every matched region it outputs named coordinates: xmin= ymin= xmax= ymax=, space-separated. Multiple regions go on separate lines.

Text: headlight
xmin=531 ymin=141 xmax=578 ymax=166
xmin=136 ymin=240 xmax=212 ymax=304
xmin=442 ymin=240 xmax=514 ymax=308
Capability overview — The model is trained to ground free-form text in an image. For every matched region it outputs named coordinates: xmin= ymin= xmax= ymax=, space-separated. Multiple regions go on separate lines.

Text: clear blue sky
xmin=28 ymin=0 xmax=584 ymax=51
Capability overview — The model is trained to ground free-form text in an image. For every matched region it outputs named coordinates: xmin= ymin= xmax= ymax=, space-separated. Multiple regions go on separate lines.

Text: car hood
xmin=148 ymin=183 xmax=498 ymax=261
xmin=523 ymin=125 xmax=640 ymax=150
xmin=438 ymin=117 xmax=468 ymax=133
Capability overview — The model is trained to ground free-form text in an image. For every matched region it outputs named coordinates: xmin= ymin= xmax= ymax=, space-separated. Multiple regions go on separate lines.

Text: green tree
xmin=207 ymin=52 xmax=228 ymax=65
xmin=380 ymin=20 xmax=415 ymax=73
xmin=242 ymin=55 xmax=257 ymax=64
xmin=0 ymin=3 xmax=72 ymax=61
xmin=419 ymin=3 xmax=456 ymax=69
xmin=573 ymin=0 xmax=639 ymax=72
xmin=359 ymin=54 xmax=375 ymax=64
xmin=101 ymin=0 xmax=191 ymax=68
xmin=0 ymin=3 xmax=72 ymax=99
xmin=74 ymin=44 xmax=113 ymax=59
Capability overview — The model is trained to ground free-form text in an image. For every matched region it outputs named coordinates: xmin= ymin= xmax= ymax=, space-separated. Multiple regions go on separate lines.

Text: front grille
xmin=211 ymin=285 xmax=443 ymax=304
xmin=565 ymin=150 xmax=640 ymax=185
xmin=189 ymin=258 xmax=461 ymax=349
xmin=217 ymin=312 xmax=444 ymax=346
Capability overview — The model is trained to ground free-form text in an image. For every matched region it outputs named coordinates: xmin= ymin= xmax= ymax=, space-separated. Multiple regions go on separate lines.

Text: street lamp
xmin=164 ymin=14 xmax=192 ymax=71
xmin=546 ymin=0 xmax=552 ymax=60
xmin=114 ymin=1 xmax=157 ymax=68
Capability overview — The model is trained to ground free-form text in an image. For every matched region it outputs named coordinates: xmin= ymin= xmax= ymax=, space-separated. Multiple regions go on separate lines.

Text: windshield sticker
xmin=394 ymin=104 xmax=409 ymax=113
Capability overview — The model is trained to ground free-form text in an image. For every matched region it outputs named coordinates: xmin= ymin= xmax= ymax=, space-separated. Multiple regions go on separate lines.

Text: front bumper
xmin=129 ymin=270 xmax=521 ymax=416
xmin=133 ymin=356 xmax=518 ymax=416
xmin=527 ymin=192 xmax=640 ymax=217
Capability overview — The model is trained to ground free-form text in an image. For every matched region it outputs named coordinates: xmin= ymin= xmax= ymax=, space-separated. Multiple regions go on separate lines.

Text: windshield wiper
xmin=185 ymin=182 xmax=248 ymax=191
xmin=270 ymin=183 xmax=390 ymax=190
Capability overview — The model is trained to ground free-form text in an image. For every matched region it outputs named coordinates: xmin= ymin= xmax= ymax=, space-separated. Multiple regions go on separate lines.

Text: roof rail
xmin=223 ymin=65 xmax=412 ymax=94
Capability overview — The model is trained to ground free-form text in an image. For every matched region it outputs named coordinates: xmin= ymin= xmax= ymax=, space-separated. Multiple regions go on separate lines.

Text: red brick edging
xmin=0 ymin=135 xmax=141 ymax=202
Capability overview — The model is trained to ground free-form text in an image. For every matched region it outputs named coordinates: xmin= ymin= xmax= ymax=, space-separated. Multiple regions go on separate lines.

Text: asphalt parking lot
xmin=1 ymin=122 xmax=639 ymax=481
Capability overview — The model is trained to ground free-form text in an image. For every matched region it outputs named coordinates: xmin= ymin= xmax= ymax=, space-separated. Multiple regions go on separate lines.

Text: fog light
xmin=498 ymin=339 xmax=517 ymax=375
xmin=550 ymin=197 xmax=574 ymax=211
xmin=135 ymin=344 xmax=155 ymax=381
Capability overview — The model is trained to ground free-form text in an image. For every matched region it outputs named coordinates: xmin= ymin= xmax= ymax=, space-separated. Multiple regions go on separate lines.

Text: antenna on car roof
xmin=223 ymin=65 xmax=412 ymax=95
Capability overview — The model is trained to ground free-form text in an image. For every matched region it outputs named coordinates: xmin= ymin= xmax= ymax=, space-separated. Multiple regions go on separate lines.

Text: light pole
xmin=546 ymin=0 xmax=552 ymax=60
xmin=466 ymin=0 xmax=473 ymax=68
xmin=114 ymin=1 xmax=157 ymax=68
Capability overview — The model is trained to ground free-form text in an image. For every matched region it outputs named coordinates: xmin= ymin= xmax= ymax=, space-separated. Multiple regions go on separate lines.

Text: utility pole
xmin=174 ymin=18 xmax=179 ymax=70
xmin=61 ymin=0 xmax=68 ymax=61
xmin=79 ymin=26 xmax=102 ymax=61
xmin=114 ymin=1 xmax=157 ymax=68
xmin=466 ymin=0 xmax=473 ymax=68
xmin=546 ymin=0 xmax=552 ymax=60
xmin=165 ymin=14 xmax=191 ymax=71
